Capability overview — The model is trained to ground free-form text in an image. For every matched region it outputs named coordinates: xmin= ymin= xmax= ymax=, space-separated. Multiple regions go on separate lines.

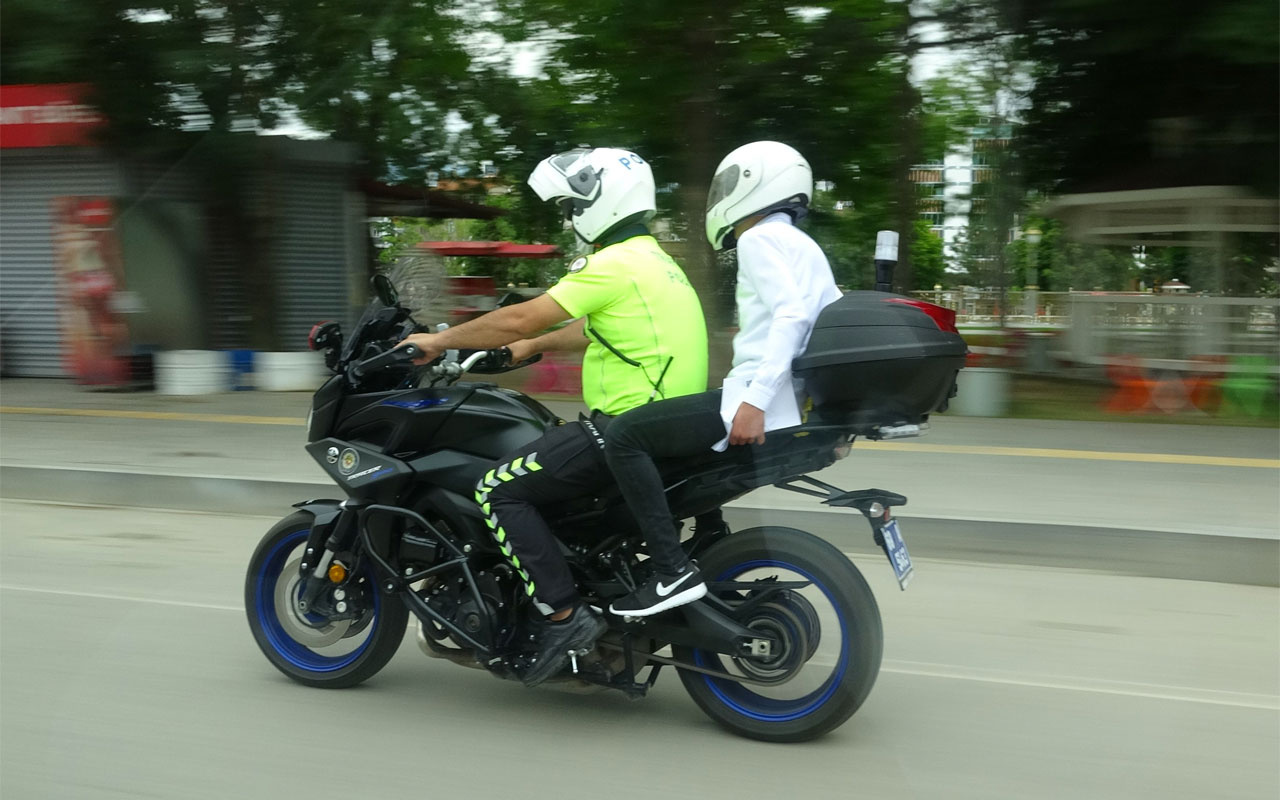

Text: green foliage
xmin=995 ymin=0 xmax=1279 ymax=195
xmin=478 ymin=0 xmax=915 ymax=312
xmin=911 ymin=220 xmax=946 ymax=289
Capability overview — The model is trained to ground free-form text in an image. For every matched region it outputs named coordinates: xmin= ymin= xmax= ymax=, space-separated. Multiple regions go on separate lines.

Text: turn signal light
xmin=327 ymin=562 xmax=348 ymax=583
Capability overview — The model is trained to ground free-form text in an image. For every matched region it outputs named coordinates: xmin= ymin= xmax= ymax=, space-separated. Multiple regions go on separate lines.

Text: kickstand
xmin=645 ymin=663 xmax=664 ymax=688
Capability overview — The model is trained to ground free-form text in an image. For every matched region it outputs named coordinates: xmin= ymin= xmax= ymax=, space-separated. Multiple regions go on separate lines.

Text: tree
xmin=483 ymin=1 xmax=912 ymax=322
xmin=997 ymin=0 xmax=1279 ymax=196
xmin=911 ymin=220 xmax=946 ymax=289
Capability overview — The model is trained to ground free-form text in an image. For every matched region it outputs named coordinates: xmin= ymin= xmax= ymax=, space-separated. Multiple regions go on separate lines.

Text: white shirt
xmin=714 ymin=213 xmax=842 ymax=451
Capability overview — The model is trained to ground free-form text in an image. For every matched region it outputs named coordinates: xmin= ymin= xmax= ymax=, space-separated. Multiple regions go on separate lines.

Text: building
xmin=0 ymin=84 xmax=501 ymax=378
xmin=910 ymin=117 xmax=1014 ymax=261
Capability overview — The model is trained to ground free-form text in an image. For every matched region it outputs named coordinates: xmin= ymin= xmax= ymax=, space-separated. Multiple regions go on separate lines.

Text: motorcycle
xmin=244 ymin=271 xmax=966 ymax=743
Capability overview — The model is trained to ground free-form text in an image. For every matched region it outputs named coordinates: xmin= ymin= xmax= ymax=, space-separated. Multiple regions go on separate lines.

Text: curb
xmin=3 ymin=464 xmax=1276 ymax=588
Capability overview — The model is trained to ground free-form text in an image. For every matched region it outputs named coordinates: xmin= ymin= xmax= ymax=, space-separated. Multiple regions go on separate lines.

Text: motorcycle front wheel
xmin=673 ymin=526 xmax=883 ymax=743
xmin=245 ymin=511 xmax=408 ymax=688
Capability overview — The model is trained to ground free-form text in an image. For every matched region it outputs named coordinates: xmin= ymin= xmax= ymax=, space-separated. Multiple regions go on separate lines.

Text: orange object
xmin=1103 ymin=356 xmax=1156 ymax=413
xmin=327 ymin=562 xmax=347 ymax=583
xmin=1185 ymin=355 xmax=1226 ymax=413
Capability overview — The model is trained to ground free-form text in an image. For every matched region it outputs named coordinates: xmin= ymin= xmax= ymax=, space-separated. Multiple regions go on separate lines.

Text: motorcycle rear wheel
xmin=245 ymin=512 xmax=408 ymax=688
xmin=673 ymin=526 xmax=883 ymax=742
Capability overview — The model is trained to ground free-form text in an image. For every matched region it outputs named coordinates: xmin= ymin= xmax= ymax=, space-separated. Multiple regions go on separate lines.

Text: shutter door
xmin=273 ymin=165 xmax=350 ymax=350
xmin=0 ymin=150 xmax=120 ymax=376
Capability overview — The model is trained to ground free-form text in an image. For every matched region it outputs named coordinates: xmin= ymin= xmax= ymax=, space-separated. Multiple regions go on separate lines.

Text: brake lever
xmin=351 ymin=343 xmax=423 ymax=377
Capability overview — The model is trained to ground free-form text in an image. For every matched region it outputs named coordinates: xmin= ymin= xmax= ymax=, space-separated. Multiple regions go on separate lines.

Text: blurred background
xmin=0 ymin=0 xmax=1277 ymax=414
xmin=0 ymin=2 xmax=1276 ymax=799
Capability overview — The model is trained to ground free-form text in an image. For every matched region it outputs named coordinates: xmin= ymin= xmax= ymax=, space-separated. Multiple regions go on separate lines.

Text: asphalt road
xmin=2 ymin=501 xmax=1276 ymax=800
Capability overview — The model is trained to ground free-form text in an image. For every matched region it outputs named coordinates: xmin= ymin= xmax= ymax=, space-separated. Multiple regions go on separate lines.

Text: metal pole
xmin=874 ymin=230 xmax=900 ymax=293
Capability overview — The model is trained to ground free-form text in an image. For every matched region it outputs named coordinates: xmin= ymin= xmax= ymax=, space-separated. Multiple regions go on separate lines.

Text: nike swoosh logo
xmin=656 ymin=571 xmax=694 ymax=597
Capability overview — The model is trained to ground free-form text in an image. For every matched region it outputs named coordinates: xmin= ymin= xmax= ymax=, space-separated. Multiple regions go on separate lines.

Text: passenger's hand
xmin=728 ymin=402 xmax=766 ymax=446
xmin=399 ymin=333 xmax=444 ymax=365
xmin=507 ymin=339 xmax=538 ymax=364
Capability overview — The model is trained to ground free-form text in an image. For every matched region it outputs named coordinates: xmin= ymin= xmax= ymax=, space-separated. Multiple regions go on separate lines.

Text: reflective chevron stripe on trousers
xmin=472 ymin=421 xmax=611 ymax=614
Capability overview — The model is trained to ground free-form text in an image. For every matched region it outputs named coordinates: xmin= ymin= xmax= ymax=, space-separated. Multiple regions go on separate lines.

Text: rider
xmin=400 ymin=147 xmax=708 ymax=686
xmin=603 ymin=141 xmax=841 ymax=617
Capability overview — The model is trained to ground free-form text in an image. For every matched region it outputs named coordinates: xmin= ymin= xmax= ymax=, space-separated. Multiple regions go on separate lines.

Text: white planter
xmin=948 ymin=367 xmax=1011 ymax=417
xmin=155 ymin=350 xmax=231 ymax=395
xmin=254 ymin=351 xmax=326 ymax=392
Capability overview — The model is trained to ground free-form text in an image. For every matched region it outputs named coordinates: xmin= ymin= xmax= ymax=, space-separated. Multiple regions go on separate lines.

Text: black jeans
xmin=602 ymin=390 xmax=726 ymax=573
xmin=475 ymin=419 xmax=611 ymax=614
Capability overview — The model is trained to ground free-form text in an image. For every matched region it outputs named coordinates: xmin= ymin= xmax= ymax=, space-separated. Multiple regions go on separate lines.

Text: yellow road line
xmin=2 ymin=405 xmax=1276 ymax=468
xmin=0 ymin=406 xmax=302 ymax=426
xmin=857 ymin=441 xmax=1279 ymax=469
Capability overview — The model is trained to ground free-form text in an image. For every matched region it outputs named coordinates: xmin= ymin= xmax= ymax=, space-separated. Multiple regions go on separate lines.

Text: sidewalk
xmin=2 ymin=378 xmax=1277 ymax=584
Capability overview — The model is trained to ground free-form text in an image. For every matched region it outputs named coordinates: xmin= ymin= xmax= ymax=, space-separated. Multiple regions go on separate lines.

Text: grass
xmin=1008 ymin=375 xmax=1280 ymax=428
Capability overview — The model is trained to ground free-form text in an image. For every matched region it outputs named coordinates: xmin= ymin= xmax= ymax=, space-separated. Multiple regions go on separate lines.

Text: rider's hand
xmin=399 ymin=333 xmax=444 ymax=365
xmin=728 ymin=402 xmax=767 ymax=446
xmin=507 ymin=339 xmax=538 ymax=364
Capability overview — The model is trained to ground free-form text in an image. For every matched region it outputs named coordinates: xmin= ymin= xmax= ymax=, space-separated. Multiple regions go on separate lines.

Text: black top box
xmin=793 ymin=291 xmax=967 ymax=424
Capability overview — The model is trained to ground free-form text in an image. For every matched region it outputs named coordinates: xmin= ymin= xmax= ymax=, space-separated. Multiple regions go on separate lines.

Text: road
xmin=2 ymin=500 xmax=1276 ymax=800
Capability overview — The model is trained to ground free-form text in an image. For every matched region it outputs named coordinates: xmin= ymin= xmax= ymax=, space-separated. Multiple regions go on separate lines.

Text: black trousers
xmin=601 ymin=390 xmax=726 ymax=573
xmin=474 ymin=419 xmax=611 ymax=614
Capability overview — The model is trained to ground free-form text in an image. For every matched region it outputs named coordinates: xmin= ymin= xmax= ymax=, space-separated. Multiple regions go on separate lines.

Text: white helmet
xmin=704 ymin=141 xmax=813 ymax=250
xmin=527 ymin=147 xmax=656 ymax=243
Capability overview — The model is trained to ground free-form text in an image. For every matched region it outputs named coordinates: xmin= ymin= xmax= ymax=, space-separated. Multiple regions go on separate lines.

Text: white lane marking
xmin=0 ymin=585 xmax=242 ymax=612
xmin=5 ymin=585 xmax=1274 ymax=711
xmin=882 ymin=659 xmax=1280 ymax=711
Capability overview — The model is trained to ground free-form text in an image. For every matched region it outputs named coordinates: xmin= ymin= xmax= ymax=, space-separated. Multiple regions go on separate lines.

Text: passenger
xmin=604 ymin=141 xmax=841 ymax=617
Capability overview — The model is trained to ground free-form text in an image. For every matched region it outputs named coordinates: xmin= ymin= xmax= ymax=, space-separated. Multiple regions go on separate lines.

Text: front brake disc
xmin=275 ymin=557 xmax=353 ymax=648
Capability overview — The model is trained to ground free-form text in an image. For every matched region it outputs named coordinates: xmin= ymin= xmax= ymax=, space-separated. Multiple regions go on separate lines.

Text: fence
xmin=911 ymin=289 xmax=1074 ymax=326
xmin=1063 ymin=295 xmax=1278 ymax=367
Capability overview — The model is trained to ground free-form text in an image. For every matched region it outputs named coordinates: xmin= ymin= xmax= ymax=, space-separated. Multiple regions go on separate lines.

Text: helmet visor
xmin=707 ymin=165 xmax=740 ymax=211
xmin=550 ymin=148 xmax=591 ymax=173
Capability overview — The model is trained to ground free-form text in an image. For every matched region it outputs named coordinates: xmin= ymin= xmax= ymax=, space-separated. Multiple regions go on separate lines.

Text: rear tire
xmin=245 ymin=512 xmax=409 ymax=688
xmin=673 ymin=526 xmax=883 ymax=742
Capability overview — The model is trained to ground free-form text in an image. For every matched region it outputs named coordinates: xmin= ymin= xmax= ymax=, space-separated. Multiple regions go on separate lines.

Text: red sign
xmin=418 ymin=241 xmax=563 ymax=259
xmin=0 ymin=84 xmax=104 ymax=148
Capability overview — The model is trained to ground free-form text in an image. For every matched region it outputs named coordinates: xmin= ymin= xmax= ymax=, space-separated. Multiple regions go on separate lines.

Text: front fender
xmin=292 ymin=499 xmax=345 ymax=527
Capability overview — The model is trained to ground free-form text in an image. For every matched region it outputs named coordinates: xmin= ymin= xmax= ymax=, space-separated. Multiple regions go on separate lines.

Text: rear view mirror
xmin=372 ymin=274 xmax=400 ymax=307
xmin=497 ymin=292 xmax=528 ymax=308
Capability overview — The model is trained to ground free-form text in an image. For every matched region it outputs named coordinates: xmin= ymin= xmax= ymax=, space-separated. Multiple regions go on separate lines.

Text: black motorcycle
xmin=244 ymin=274 xmax=966 ymax=743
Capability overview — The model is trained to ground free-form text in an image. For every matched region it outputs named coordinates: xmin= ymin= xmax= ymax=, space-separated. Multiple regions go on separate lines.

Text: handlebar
xmin=351 ymin=343 xmax=424 ymax=377
xmin=347 ymin=342 xmax=543 ymax=386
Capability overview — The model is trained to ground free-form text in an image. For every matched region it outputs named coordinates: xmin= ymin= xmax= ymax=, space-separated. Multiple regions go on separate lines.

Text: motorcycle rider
xmin=603 ymin=141 xmax=841 ymax=617
xmin=400 ymin=147 xmax=708 ymax=685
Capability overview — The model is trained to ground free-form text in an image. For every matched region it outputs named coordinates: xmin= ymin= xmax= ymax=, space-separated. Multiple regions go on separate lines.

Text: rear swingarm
xmin=617 ymin=595 xmax=782 ymax=659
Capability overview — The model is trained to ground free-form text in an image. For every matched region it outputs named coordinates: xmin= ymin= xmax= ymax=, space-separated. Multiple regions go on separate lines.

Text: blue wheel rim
xmin=254 ymin=529 xmax=379 ymax=672
xmin=694 ymin=560 xmax=848 ymax=722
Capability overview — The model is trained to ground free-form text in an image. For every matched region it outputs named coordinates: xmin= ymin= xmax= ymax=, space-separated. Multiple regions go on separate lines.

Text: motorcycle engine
xmin=425 ymin=569 xmax=509 ymax=649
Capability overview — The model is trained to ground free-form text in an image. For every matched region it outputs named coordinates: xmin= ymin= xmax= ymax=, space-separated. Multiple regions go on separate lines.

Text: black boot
xmin=522 ymin=603 xmax=607 ymax=687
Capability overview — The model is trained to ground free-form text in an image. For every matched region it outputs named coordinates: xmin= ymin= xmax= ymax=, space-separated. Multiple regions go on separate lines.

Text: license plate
xmin=880 ymin=518 xmax=914 ymax=590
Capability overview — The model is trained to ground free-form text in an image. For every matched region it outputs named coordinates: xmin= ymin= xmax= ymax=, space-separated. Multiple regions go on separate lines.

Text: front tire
xmin=245 ymin=512 xmax=409 ymax=688
xmin=673 ymin=526 xmax=883 ymax=742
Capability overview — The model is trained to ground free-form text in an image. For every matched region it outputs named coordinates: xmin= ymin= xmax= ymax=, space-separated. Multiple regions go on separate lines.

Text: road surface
xmin=1 ymin=501 xmax=1275 ymax=800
